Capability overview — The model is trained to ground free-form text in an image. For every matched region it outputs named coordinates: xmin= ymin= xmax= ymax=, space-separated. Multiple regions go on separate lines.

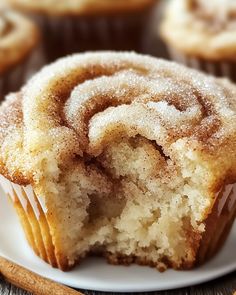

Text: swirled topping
xmin=160 ymin=0 xmax=236 ymax=60
xmin=0 ymin=8 xmax=39 ymax=74
xmin=190 ymin=0 xmax=236 ymax=31
xmin=0 ymin=15 xmax=12 ymax=37
xmin=0 ymin=52 xmax=235 ymax=187
xmin=7 ymin=0 xmax=156 ymax=15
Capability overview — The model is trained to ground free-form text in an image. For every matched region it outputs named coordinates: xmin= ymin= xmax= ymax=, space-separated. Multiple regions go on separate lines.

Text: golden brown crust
xmin=6 ymin=0 xmax=157 ymax=16
xmin=0 ymin=8 xmax=39 ymax=74
xmin=0 ymin=93 xmax=30 ymax=184
xmin=103 ymin=251 xmax=196 ymax=271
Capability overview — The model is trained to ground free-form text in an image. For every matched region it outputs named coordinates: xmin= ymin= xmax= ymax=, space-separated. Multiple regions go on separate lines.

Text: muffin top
xmin=0 ymin=52 xmax=235 ymax=191
xmin=6 ymin=0 xmax=157 ymax=16
xmin=160 ymin=0 xmax=236 ymax=60
xmin=0 ymin=7 xmax=39 ymax=74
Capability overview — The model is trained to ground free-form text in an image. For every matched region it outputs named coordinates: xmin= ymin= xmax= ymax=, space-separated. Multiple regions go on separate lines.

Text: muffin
xmin=0 ymin=52 xmax=236 ymax=271
xmin=6 ymin=0 xmax=158 ymax=62
xmin=0 ymin=7 xmax=40 ymax=100
xmin=160 ymin=0 xmax=236 ymax=81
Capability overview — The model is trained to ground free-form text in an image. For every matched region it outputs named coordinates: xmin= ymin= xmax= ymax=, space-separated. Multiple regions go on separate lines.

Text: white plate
xmin=0 ymin=188 xmax=236 ymax=293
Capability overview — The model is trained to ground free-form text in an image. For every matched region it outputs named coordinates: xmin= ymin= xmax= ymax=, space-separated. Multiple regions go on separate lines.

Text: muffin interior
xmin=44 ymin=134 xmax=211 ymax=270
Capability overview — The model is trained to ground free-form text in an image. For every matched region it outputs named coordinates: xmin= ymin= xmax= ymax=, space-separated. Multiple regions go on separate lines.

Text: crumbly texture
xmin=0 ymin=52 xmax=236 ymax=270
xmin=6 ymin=0 xmax=157 ymax=16
xmin=160 ymin=0 xmax=236 ymax=61
xmin=0 ymin=7 xmax=39 ymax=74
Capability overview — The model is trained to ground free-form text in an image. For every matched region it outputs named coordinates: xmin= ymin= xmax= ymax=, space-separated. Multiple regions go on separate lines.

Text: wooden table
xmin=0 ymin=271 xmax=235 ymax=295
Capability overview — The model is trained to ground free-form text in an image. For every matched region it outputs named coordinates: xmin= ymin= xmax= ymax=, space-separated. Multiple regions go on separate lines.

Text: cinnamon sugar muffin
xmin=0 ymin=7 xmax=40 ymax=100
xmin=7 ymin=0 xmax=158 ymax=61
xmin=0 ymin=52 xmax=236 ymax=271
xmin=160 ymin=0 xmax=236 ymax=81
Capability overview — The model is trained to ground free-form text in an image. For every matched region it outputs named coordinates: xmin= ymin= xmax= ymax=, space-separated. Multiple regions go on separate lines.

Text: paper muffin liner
xmin=197 ymin=183 xmax=236 ymax=264
xmin=28 ymin=9 xmax=154 ymax=62
xmin=167 ymin=47 xmax=236 ymax=82
xmin=0 ymin=175 xmax=58 ymax=268
xmin=0 ymin=46 xmax=45 ymax=101
xmin=1 ymin=174 xmax=236 ymax=269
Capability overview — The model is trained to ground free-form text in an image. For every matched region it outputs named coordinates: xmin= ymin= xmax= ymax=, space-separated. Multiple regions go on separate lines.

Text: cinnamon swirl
xmin=0 ymin=52 xmax=235 ymax=271
xmin=6 ymin=0 xmax=158 ymax=61
xmin=160 ymin=0 xmax=236 ymax=81
xmin=0 ymin=7 xmax=40 ymax=99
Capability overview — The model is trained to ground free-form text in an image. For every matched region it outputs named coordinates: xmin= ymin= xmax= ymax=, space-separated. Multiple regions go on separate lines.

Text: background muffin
xmin=0 ymin=52 xmax=235 ymax=271
xmin=160 ymin=0 xmax=236 ymax=81
xmin=7 ymin=0 xmax=158 ymax=62
xmin=0 ymin=7 xmax=40 ymax=100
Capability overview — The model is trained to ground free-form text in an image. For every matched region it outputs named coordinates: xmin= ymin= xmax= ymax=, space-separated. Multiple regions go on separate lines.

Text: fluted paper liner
xmin=0 ymin=175 xmax=58 ymax=268
xmin=28 ymin=9 xmax=154 ymax=62
xmin=167 ymin=46 xmax=236 ymax=82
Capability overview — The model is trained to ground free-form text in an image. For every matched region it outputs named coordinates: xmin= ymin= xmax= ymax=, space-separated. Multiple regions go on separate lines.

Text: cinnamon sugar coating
xmin=1 ymin=52 xmax=235 ymax=183
xmin=0 ymin=7 xmax=39 ymax=74
xmin=160 ymin=0 xmax=236 ymax=60
xmin=0 ymin=52 xmax=236 ymax=271
xmin=191 ymin=0 xmax=236 ymax=27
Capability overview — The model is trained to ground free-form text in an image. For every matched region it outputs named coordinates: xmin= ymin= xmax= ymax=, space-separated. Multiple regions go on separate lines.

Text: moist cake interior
xmin=45 ymin=134 xmax=209 ymax=271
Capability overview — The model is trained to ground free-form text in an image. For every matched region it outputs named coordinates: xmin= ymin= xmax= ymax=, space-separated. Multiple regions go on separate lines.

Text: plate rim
xmin=1 ymin=252 xmax=236 ymax=293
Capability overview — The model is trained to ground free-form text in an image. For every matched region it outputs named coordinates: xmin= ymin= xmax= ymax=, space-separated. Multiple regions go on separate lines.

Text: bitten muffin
xmin=0 ymin=52 xmax=236 ymax=271
xmin=160 ymin=0 xmax=236 ymax=81
xmin=7 ymin=0 xmax=158 ymax=61
xmin=0 ymin=7 xmax=40 ymax=100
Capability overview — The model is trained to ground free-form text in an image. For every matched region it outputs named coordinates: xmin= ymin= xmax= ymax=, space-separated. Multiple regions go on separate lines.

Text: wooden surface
xmin=0 ymin=271 xmax=235 ymax=295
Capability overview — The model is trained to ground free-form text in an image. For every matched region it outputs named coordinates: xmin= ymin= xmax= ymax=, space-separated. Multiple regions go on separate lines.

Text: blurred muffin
xmin=0 ymin=52 xmax=236 ymax=271
xmin=0 ymin=7 xmax=39 ymax=99
xmin=160 ymin=0 xmax=236 ymax=81
xmin=7 ymin=0 xmax=158 ymax=61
